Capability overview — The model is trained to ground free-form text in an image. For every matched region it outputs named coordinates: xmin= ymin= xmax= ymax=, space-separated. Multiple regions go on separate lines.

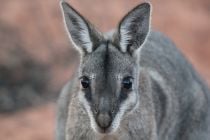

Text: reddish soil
xmin=0 ymin=0 xmax=210 ymax=140
xmin=0 ymin=104 xmax=55 ymax=140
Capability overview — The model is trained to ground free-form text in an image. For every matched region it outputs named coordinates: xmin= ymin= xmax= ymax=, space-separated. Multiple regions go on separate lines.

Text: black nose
xmin=96 ymin=112 xmax=112 ymax=129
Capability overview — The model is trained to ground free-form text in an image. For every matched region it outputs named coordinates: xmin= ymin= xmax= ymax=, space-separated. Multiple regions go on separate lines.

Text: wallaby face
xmin=60 ymin=2 xmax=150 ymax=134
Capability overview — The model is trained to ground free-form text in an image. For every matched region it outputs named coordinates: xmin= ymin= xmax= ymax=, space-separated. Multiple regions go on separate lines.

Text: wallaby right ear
xmin=60 ymin=1 xmax=102 ymax=54
xmin=115 ymin=2 xmax=151 ymax=55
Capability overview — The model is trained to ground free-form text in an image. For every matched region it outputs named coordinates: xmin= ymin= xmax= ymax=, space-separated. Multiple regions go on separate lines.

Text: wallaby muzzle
xmin=96 ymin=112 xmax=112 ymax=130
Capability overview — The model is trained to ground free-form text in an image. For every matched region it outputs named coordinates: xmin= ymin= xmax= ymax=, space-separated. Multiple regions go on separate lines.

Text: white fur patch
xmin=148 ymin=69 xmax=165 ymax=87
xmin=79 ymin=29 xmax=93 ymax=53
xmin=119 ymin=25 xmax=132 ymax=53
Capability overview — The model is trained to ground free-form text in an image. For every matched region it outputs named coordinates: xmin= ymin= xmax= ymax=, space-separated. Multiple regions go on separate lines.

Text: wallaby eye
xmin=122 ymin=77 xmax=133 ymax=90
xmin=80 ymin=76 xmax=90 ymax=89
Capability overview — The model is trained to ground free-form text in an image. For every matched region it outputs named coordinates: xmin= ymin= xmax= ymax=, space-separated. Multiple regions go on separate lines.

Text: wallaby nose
xmin=96 ymin=113 xmax=111 ymax=129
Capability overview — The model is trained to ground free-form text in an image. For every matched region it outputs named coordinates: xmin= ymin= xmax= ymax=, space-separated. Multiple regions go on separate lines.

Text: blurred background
xmin=0 ymin=0 xmax=209 ymax=139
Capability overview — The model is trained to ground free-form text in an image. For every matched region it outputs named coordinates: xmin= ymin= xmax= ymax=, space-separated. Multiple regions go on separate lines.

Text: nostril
xmin=96 ymin=113 xmax=111 ymax=129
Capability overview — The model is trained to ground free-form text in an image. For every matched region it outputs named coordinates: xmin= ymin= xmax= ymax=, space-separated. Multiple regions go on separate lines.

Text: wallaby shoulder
xmin=141 ymin=31 xmax=210 ymax=140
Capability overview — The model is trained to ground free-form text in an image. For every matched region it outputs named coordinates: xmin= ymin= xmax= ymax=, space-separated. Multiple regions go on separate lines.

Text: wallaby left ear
xmin=60 ymin=1 xmax=102 ymax=54
xmin=116 ymin=3 xmax=151 ymax=55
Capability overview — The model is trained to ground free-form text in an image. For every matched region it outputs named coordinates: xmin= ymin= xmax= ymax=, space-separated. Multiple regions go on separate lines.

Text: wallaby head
xmin=60 ymin=1 xmax=151 ymax=134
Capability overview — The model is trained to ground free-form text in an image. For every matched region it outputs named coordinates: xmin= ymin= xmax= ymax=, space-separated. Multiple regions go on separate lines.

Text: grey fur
xmin=56 ymin=1 xmax=210 ymax=140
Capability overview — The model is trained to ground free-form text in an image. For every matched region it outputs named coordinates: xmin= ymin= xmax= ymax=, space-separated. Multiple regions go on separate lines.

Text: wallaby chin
xmin=56 ymin=1 xmax=210 ymax=140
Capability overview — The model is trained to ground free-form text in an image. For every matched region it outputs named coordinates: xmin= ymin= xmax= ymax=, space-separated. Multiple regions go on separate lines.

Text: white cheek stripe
xmin=78 ymin=92 xmax=98 ymax=132
xmin=110 ymin=91 xmax=139 ymax=133
xmin=78 ymin=90 xmax=139 ymax=134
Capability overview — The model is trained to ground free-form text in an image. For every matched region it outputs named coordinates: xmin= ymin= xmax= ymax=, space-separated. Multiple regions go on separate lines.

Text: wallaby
xmin=56 ymin=1 xmax=210 ymax=140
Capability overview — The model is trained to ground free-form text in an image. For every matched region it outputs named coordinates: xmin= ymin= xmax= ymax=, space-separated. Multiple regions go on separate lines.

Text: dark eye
xmin=122 ymin=77 xmax=133 ymax=90
xmin=80 ymin=76 xmax=90 ymax=89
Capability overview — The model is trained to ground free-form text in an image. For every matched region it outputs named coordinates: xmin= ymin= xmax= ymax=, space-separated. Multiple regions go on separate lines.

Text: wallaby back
xmin=56 ymin=1 xmax=210 ymax=140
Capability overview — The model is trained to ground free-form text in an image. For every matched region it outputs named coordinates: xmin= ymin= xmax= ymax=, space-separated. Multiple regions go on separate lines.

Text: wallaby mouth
xmin=97 ymin=125 xmax=112 ymax=134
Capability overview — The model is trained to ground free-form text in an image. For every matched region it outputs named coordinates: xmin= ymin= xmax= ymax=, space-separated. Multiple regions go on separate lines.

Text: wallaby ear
xmin=60 ymin=1 xmax=102 ymax=54
xmin=116 ymin=3 xmax=151 ymax=55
